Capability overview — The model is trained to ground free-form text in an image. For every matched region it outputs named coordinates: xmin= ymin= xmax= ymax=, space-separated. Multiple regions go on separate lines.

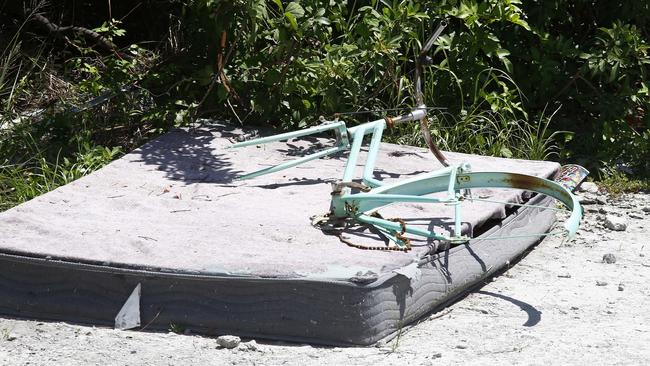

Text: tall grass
xmin=517 ymin=105 xmax=570 ymax=161
xmin=389 ymin=68 xmax=568 ymax=162
xmin=1 ymin=2 xmax=47 ymax=120
xmin=391 ymin=108 xmax=567 ymax=161
xmin=0 ymin=1 xmax=129 ymax=212
xmin=0 ymin=144 xmax=121 ymax=211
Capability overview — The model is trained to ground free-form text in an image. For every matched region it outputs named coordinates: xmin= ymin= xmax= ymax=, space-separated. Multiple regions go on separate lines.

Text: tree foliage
xmin=1 ymin=0 xmax=649 ymax=183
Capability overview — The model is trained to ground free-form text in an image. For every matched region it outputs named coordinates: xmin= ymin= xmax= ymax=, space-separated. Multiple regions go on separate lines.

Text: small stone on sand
xmin=579 ymin=182 xmax=599 ymax=194
xmin=578 ymin=195 xmax=597 ymax=205
xmin=239 ymin=340 xmax=260 ymax=352
xmin=603 ymin=215 xmax=627 ymax=231
xmin=216 ymin=335 xmax=241 ymax=349
xmin=628 ymin=211 xmax=645 ymax=219
xmin=602 ymin=253 xmax=617 ymax=264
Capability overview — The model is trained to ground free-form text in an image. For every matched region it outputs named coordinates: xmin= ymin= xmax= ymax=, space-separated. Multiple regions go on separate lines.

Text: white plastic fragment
xmin=115 ymin=283 xmax=141 ymax=330
xmin=393 ymin=262 xmax=422 ymax=282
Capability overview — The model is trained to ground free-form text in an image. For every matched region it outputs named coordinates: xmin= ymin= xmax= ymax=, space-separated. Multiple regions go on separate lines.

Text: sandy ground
xmin=1 ymin=191 xmax=649 ymax=365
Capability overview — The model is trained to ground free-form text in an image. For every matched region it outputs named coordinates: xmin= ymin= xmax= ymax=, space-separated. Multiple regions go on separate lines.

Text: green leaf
xmin=563 ymin=132 xmax=574 ymax=143
xmin=456 ymin=3 xmax=476 ymax=20
xmin=502 ymin=58 xmax=513 ymax=73
xmin=285 ymin=12 xmax=298 ymax=30
xmin=285 ymin=2 xmax=305 ymax=19
xmin=272 ymin=0 xmax=283 ymax=11
xmin=476 ymin=135 xmax=486 ymax=145
xmin=608 ymin=62 xmax=619 ymax=82
xmin=496 ymin=48 xmax=510 ymax=58
xmin=314 ymin=17 xmax=331 ymax=25
xmin=500 ymin=147 xmax=513 ymax=158
xmin=255 ymin=0 xmax=269 ymax=20
xmin=509 ymin=14 xmax=531 ymax=31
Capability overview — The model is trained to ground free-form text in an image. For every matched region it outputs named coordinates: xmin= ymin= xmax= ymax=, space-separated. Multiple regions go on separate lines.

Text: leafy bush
xmin=175 ymin=0 xmax=647 ymax=176
xmin=1 ymin=0 xmax=649 ymax=213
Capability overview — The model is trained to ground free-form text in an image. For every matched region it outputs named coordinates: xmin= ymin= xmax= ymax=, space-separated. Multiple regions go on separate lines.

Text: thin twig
xmin=119 ymin=2 xmax=142 ymax=22
xmin=137 ymin=236 xmax=158 ymax=241
xmin=226 ymin=98 xmax=243 ymax=125
xmin=269 ymin=40 xmax=298 ymax=95
xmin=429 ymin=308 xmax=453 ymax=320
xmin=139 ymin=309 xmax=162 ymax=332
xmin=552 ymin=70 xmax=601 ymax=102
xmin=192 ymin=30 xmax=237 ymax=125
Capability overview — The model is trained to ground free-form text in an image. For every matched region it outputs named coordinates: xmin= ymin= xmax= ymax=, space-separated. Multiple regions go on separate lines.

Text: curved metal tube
xmin=338 ymin=170 xmax=582 ymax=239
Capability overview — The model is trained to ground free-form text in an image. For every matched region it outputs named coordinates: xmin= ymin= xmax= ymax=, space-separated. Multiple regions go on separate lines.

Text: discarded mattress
xmin=0 ymin=123 xmax=559 ymax=345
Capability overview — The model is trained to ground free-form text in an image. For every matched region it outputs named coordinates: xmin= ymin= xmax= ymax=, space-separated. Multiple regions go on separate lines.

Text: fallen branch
xmin=216 ymin=31 xmax=241 ymax=102
xmin=32 ymin=13 xmax=122 ymax=56
xmin=192 ymin=30 xmax=241 ymax=125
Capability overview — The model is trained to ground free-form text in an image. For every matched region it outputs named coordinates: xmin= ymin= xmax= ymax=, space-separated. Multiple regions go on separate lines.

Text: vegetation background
xmin=1 ymin=0 xmax=648 ymax=211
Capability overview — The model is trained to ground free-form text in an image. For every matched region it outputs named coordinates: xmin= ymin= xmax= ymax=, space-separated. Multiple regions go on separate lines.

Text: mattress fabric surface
xmin=0 ymin=123 xmax=559 ymax=281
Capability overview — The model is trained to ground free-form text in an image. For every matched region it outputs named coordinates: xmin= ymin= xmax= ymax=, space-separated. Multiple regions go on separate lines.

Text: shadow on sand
xmin=132 ymin=125 xmax=243 ymax=185
xmin=478 ymin=290 xmax=542 ymax=326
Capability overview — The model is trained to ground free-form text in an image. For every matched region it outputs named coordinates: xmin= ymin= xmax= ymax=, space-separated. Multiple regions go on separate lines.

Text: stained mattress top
xmin=0 ymin=123 xmax=559 ymax=280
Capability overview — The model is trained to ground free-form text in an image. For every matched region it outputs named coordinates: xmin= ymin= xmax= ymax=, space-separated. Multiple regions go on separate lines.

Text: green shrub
xmin=0 ymin=144 xmax=121 ymax=211
xmin=2 ymin=0 xmax=649 ymax=212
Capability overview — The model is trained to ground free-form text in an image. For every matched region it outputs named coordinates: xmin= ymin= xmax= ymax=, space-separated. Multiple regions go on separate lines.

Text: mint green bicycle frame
xmin=228 ymin=21 xmax=582 ymax=249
